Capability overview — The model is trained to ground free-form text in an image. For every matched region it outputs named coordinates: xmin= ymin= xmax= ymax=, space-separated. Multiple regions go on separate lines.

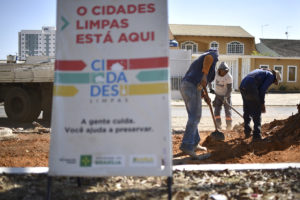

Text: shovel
xmin=203 ymin=87 xmax=225 ymax=141
xmin=223 ymin=99 xmax=243 ymax=118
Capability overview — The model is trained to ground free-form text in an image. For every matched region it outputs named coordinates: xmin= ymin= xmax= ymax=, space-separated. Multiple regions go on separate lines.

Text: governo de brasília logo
xmin=53 ymin=57 xmax=169 ymax=97
xmin=80 ymin=155 xmax=92 ymax=167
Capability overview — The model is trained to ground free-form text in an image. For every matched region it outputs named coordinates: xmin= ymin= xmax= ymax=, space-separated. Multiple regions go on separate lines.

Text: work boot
xmin=180 ymin=146 xmax=198 ymax=158
xmin=244 ymin=131 xmax=251 ymax=139
xmin=194 ymin=144 xmax=207 ymax=151
xmin=180 ymin=146 xmax=211 ymax=160
xmin=226 ymin=120 xmax=232 ymax=131
xmin=252 ymin=134 xmax=263 ymax=142
xmin=216 ymin=118 xmax=222 ymax=129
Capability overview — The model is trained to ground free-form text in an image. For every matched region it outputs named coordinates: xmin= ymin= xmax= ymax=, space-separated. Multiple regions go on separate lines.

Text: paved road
xmin=172 ymin=93 xmax=300 ymax=130
xmin=172 ymin=93 xmax=300 ymax=106
xmin=0 ymin=104 xmax=298 ymax=131
xmin=172 ymin=105 xmax=298 ymax=131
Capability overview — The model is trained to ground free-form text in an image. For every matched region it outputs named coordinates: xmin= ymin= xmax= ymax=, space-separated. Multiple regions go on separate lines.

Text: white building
xmin=18 ymin=26 xmax=56 ymax=61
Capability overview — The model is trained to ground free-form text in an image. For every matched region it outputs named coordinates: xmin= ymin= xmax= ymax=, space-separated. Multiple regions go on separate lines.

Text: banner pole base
xmin=167 ymin=176 xmax=172 ymax=200
xmin=46 ymin=176 xmax=52 ymax=200
xmin=77 ymin=177 xmax=82 ymax=187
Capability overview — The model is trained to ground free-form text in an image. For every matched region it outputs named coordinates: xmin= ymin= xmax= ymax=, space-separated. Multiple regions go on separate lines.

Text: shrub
xmin=279 ymin=85 xmax=287 ymax=91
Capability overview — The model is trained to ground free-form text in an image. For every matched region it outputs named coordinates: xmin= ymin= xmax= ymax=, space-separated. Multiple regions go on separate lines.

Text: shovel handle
xmin=203 ymin=87 xmax=219 ymax=131
xmin=222 ymin=98 xmax=244 ymax=118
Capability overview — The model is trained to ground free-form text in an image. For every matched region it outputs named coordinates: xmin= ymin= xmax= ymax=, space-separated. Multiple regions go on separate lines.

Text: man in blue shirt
xmin=239 ymin=69 xmax=281 ymax=142
xmin=180 ymin=49 xmax=218 ymax=158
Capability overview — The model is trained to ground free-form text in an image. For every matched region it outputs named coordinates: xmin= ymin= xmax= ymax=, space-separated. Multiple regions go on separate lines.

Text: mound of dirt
xmin=173 ymin=106 xmax=300 ymax=164
xmin=229 ymin=107 xmax=300 ymax=149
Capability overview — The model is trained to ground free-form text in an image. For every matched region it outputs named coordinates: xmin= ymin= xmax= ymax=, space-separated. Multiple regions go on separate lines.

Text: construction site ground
xmin=0 ymin=93 xmax=299 ymax=167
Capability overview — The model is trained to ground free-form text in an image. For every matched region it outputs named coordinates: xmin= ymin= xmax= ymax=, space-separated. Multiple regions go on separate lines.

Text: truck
xmin=0 ymin=58 xmax=54 ymax=122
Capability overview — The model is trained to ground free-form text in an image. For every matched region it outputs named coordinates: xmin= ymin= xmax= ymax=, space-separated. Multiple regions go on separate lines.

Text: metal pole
xmin=261 ymin=24 xmax=269 ymax=38
xmin=46 ymin=176 xmax=52 ymax=200
xmin=167 ymin=176 xmax=172 ymax=200
xmin=77 ymin=177 xmax=82 ymax=187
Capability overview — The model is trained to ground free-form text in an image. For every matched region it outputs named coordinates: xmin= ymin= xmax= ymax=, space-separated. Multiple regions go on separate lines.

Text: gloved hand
xmin=204 ymin=95 xmax=211 ymax=104
xmin=212 ymin=99 xmax=216 ymax=107
xmin=209 ymin=88 xmax=215 ymax=94
xmin=261 ymin=104 xmax=266 ymax=113
xmin=223 ymin=96 xmax=228 ymax=103
xmin=201 ymin=90 xmax=211 ymax=104
xmin=197 ymin=83 xmax=203 ymax=91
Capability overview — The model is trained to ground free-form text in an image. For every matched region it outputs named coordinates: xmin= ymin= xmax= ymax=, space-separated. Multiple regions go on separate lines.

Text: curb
xmin=173 ymin=163 xmax=300 ymax=171
xmin=171 ymin=103 xmax=297 ymax=107
xmin=1 ymin=163 xmax=299 ymax=174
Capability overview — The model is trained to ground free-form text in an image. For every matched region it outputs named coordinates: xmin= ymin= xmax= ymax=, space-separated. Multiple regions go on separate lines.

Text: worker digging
xmin=179 ymin=49 xmax=220 ymax=159
xmin=240 ymin=68 xmax=282 ymax=142
xmin=210 ymin=62 xmax=233 ymax=131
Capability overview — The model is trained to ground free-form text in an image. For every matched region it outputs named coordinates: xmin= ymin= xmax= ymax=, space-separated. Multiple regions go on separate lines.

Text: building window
xmin=259 ymin=65 xmax=269 ymax=70
xmin=181 ymin=41 xmax=198 ymax=53
xmin=210 ymin=41 xmax=219 ymax=50
xmin=227 ymin=41 xmax=244 ymax=54
xmin=274 ymin=65 xmax=283 ymax=82
xmin=287 ymin=65 xmax=297 ymax=82
xmin=171 ymin=76 xmax=183 ymax=90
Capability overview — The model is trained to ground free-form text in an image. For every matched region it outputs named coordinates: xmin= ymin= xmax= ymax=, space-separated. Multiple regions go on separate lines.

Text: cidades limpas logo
xmin=54 ymin=57 xmax=169 ymax=98
xmin=90 ymin=59 xmax=129 ymax=97
xmin=54 ymin=59 xmax=129 ymax=98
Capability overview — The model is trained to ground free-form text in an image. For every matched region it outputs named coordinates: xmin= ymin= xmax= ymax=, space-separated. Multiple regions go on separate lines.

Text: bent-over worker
xmin=239 ymin=68 xmax=281 ymax=142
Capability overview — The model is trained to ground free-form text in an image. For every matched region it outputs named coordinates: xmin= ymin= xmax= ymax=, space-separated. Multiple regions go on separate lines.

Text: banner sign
xmin=49 ymin=0 xmax=172 ymax=176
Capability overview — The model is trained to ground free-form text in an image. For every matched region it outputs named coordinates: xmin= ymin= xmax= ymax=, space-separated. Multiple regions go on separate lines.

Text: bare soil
xmin=0 ymin=106 xmax=299 ymax=167
xmin=174 ymin=105 xmax=300 ymax=164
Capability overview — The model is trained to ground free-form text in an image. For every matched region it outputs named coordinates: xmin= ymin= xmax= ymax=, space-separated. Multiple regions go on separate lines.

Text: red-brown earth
xmin=1 ymin=105 xmax=299 ymax=167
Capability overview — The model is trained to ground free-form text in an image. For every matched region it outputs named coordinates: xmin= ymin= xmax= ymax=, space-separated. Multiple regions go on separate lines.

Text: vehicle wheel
xmin=41 ymin=88 xmax=52 ymax=122
xmin=27 ymin=89 xmax=42 ymax=121
xmin=4 ymin=87 xmax=39 ymax=122
xmin=43 ymin=108 xmax=52 ymax=122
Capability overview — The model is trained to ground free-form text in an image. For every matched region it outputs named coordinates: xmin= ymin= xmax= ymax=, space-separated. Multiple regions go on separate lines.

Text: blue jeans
xmin=180 ymin=80 xmax=202 ymax=151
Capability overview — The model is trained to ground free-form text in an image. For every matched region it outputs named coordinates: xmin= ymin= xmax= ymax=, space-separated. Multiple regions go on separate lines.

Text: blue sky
xmin=0 ymin=0 xmax=299 ymax=59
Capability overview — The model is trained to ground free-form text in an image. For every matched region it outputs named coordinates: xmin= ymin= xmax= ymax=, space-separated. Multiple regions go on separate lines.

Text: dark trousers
xmin=240 ymin=87 xmax=262 ymax=136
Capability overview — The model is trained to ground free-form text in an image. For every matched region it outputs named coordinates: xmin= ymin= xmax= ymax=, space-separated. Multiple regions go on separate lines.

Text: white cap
xmin=274 ymin=70 xmax=281 ymax=85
